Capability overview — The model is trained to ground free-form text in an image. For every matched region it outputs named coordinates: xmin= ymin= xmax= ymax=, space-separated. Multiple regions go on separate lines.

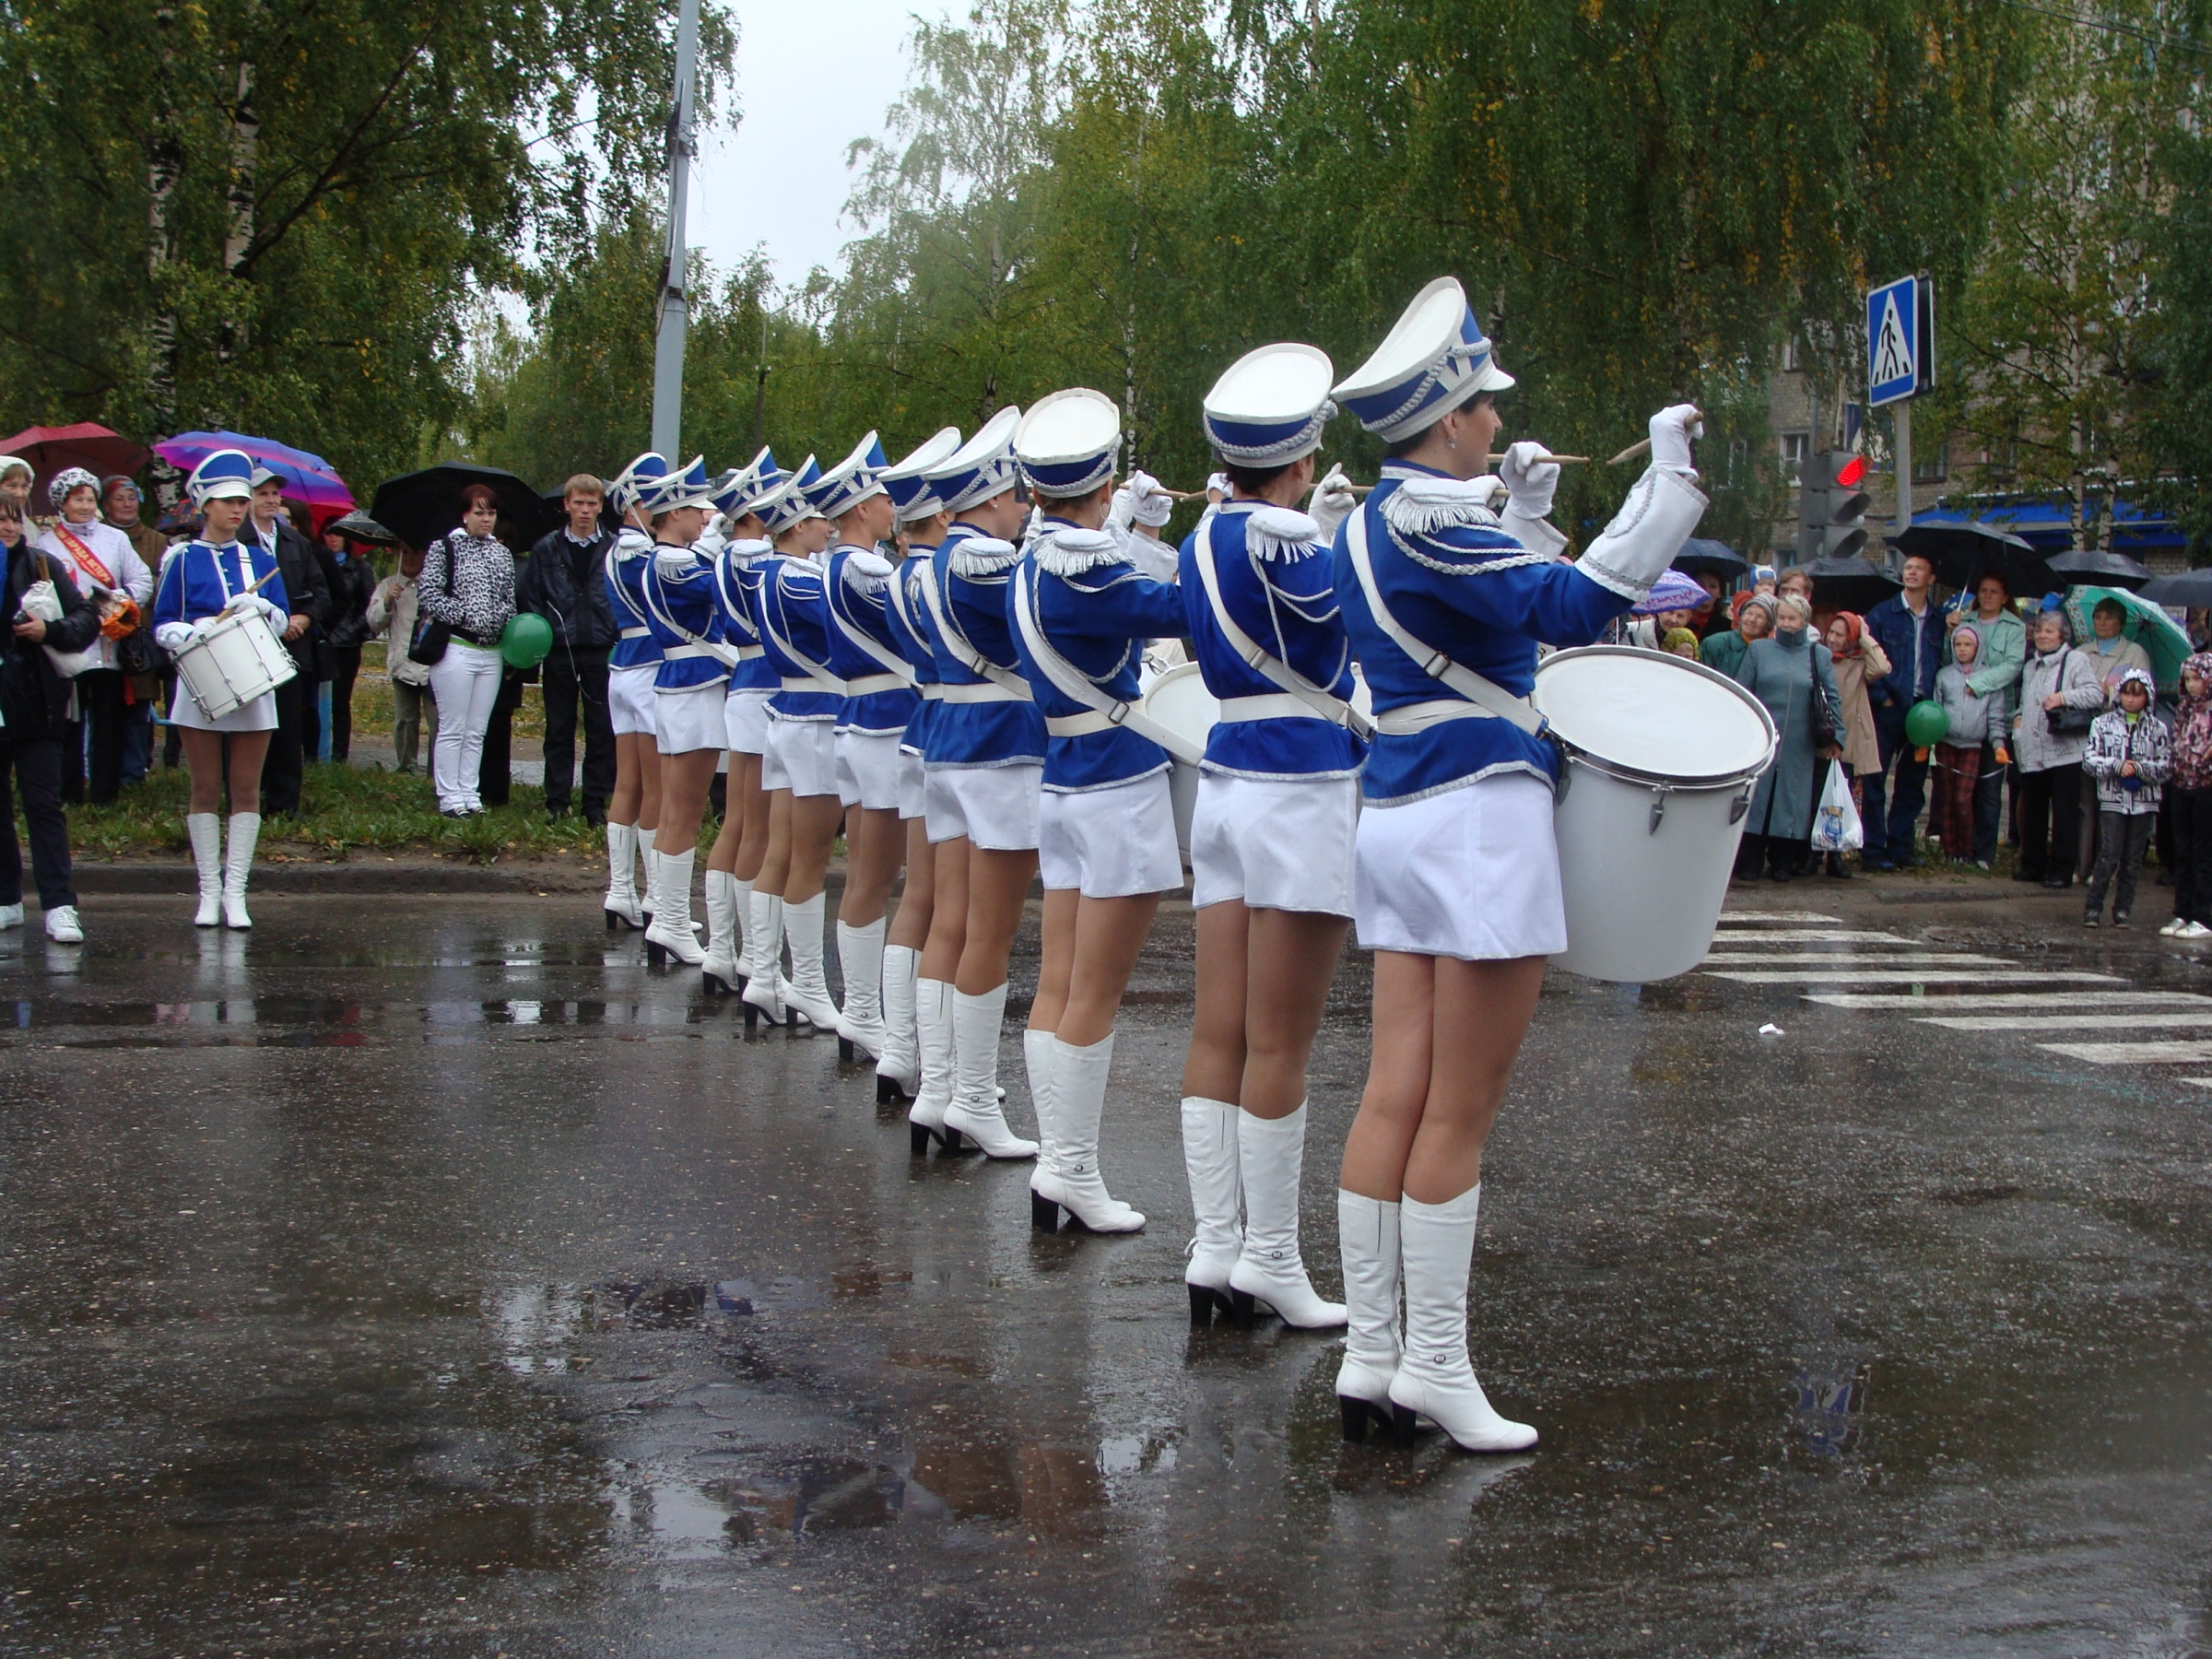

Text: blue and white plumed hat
xmin=186 ymin=448 xmax=256 ymax=505
xmin=881 ymin=428 xmax=963 ymax=523
xmin=1015 ymin=389 xmax=1120 ymax=499
xmin=758 ymin=455 xmax=824 ymax=535
xmin=608 ymin=452 xmax=669 ymax=514
xmin=810 ymin=432 xmax=890 ymax=521
xmin=925 ymin=406 xmax=1022 ymax=514
xmin=1203 ymin=343 xmax=1335 ymax=466
xmin=640 ymin=455 xmax=716 ymax=516
xmin=1333 ymin=277 xmax=1513 ymax=442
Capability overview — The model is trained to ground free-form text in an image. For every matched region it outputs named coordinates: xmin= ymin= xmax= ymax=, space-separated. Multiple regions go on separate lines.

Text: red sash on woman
xmin=52 ymin=523 xmax=117 ymax=594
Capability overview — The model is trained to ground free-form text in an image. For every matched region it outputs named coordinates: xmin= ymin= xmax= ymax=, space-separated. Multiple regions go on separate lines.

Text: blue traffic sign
xmin=1867 ymin=275 xmax=1930 ymax=407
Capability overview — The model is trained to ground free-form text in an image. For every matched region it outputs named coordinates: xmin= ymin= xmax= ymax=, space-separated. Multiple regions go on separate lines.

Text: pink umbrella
xmin=0 ymin=423 xmax=156 ymax=500
xmin=154 ymin=429 xmax=355 ymax=522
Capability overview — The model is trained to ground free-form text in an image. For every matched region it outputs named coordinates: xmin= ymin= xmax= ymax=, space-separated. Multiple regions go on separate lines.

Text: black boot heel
xmin=1390 ymin=1403 xmax=1420 ymax=1448
xmin=941 ymin=1125 xmax=966 ymax=1152
xmin=1030 ymin=1192 xmax=1061 ymax=1232
xmin=743 ymin=1003 xmax=759 ymax=1032
xmin=1340 ymin=1395 xmax=1393 ymax=1443
xmin=644 ymin=938 xmax=666 ymax=967
xmin=877 ymin=1075 xmax=911 ymax=1106
xmin=605 ymin=909 xmax=620 ymax=932
xmin=910 ymin=1124 xmax=932 ymax=1157
xmin=1188 ymin=1285 xmax=1232 ymax=1327
xmin=838 ymin=1036 xmax=856 ymax=1064
xmin=1229 ymin=1288 xmax=1260 ymax=1328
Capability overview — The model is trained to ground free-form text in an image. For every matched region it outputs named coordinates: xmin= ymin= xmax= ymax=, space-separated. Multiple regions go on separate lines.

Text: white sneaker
xmin=43 ymin=905 xmax=83 ymax=944
xmin=0 ymin=901 xmax=22 ymax=929
xmin=2181 ymin=921 xmax=2212 ymax=940
xmin=2159 ymin=918 xmax=2183 ymax=936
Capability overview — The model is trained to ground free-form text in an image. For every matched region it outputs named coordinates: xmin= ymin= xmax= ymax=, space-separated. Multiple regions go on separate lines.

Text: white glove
xmin=1499 ymin=441 xmax=1561 ymax=522
xmin=1307 ymin=465 xmax=1359 ymax=542
xmin=1648 ymin=404 xmax=1704 ymax=477
xmin=1124 ymin=470 xmax=1175 ymax=529
xmin=154 ymin=621 xmax=198 ymax=653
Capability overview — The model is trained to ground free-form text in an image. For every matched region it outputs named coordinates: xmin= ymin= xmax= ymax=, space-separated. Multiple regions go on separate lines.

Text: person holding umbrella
xmin=417 ymin=483 xmax=517 ymax=817
xmin=1948 ymin=571 xmax=2027 ymax=868
xmin=241 ymin=469 xmax=330 ymax=814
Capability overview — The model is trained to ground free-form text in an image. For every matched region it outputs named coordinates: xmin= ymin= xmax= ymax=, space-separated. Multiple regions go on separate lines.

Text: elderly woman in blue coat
xmin=1328 ymin=277 xmax=1708 ymax=1453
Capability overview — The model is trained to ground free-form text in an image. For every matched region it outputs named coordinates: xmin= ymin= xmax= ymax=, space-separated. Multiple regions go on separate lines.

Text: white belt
xmin=664 ymin=643 xmax=718 ymax=661
xmin=734 ymin=643 xmax=764 ymax=661
xmin=1046 ymin=710 xmax=1119 ymax=738
xmin=936 ymin=681 xmax=1032 ymax=705
xmin=920 ymin=683 xmax=944 ymax=700
xmin=781 ymin=675 xmax=845 ymax=694
xmin=619 ymin=626 xmax=650 ymax=640
xmin=1374 ymin=697 xmax=1509 ymax=736
xmin=1218 ymin=693 xmax=1324 ymax=724
xmin=843 ymin=672 xmax=907 ymax=696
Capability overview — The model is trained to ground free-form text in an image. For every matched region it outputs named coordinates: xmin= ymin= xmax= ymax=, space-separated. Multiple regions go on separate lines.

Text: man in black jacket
xmin=517 ymin=476 xmax=618 ymax=824
xmin=0 ymin=500 xmax=99 ymax=941
xmin=315 ymin=525 xmax=380 ymax=763
xmin=243 ymin=473 xmax=330 ymax=815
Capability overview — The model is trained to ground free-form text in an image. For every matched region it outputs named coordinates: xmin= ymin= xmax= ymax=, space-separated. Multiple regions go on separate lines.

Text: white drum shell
xmin=1139 ymin=663 xmax=1217 ymax=855
xmin=174 ymin=609 xmax=298 ymax=722
xmin=1534 ymin=646 xmax=1776 ymax=983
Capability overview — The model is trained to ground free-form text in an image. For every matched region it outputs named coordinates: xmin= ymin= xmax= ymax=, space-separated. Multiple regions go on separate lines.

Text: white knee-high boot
xmin=781 ymin=892 xmax=839 ymax=1031
xmin=1229 ymin=1104 xmax=1345 ymax=1330
xmin=1388 ymin=1184 xmax=1537 ymax=1453
xmin=1180 ymin=1096 xmax=1241 ymax=1321
xmin=604 ymin=821 xmax=644 ymax=929
xmin=701 ymin=869 xmax=741 ymax=991
xmin=877 ymin=945 xmax=921 ymax=1101
xmin=1026 ymin=1030 xmax=1063 ymax=1225
xmin=834 ymin=916 xmax=888 ymax=1062
xmin=187 ymin=813 xmax=223 ymax=928
xmin=1335 ymin=1191 xmax=1402 ymax=1441
xmin=906 ymin=979 xmax=956 ymax=1150
xmin=220 ymin=813 xmax=261 ymax=931
xmin=740 ymin=890 xmax=787 ymax=1027
xmin=942 ymin=982 xmax=1036 ymax=1159
xmin=1038 ymin=1034 xmax=1143 ymax=1233
xmin=645 ymin=847 xmax=704 ymax=966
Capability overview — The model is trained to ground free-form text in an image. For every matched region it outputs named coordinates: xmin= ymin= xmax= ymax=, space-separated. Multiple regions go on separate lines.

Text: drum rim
xmin=1535 ymin=643 xmax=1778 ymax=788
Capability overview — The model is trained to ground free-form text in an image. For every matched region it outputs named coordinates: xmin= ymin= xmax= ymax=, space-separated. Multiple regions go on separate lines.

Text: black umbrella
xmin=1892 ymin=519 xmax=2055 ymax=598
xmin=2140 ymin=569 xmax=2212 ymax=608
xmin=1807 ymin=555 xmax=1902 ymax=613
xmin=2046 ymin=547 xmax=2153 ymax=592
xmin=323 ymin=510 xmax=403 ymax=548
xmin=1671 ymin=538 xmax=1748 ymax=582
xmin=371 ymin=464 xmax=555 ymax=552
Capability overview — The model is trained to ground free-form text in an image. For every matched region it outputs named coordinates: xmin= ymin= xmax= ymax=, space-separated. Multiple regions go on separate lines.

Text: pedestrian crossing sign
xmin=1866 ymin=275 xmax=1931 ymax=407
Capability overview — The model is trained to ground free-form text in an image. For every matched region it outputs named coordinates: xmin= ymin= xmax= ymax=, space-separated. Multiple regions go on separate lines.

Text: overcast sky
xmin=691 ymin=0 xmax=940 ymax=288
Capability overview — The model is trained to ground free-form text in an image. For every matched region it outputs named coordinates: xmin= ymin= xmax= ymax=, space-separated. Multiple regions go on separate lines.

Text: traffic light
xmin=1796 ymin=451 xmax=1869 ymax=563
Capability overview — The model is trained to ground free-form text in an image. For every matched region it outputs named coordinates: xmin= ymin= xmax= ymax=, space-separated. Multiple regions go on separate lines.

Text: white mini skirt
xmin=766 ymin=714 xmax=839 ymax=799
xmin=654 ymin=683 xmax=728 ymax=755
xmin=170 ymin=684 xmax=277 ymax=734
xmin=1191 ymin=772 xmax=1358 ymax=918
xmin=924 ymin=764 xmax=1043 ymax=851
xmin=898 ymin=751 xmax=926 ymax=821
xmin=1039 ymin=771 xmax=1184 ymax=900
xmin=835 ymin=729 xmax=904 ymax=812
xmin=724 ymin=688 xmax=772 ymax=756
xmin=1354 ymin=771 xmax=1565 ymax=960
xmin=609 ymin=665 xmax=659 ymax=737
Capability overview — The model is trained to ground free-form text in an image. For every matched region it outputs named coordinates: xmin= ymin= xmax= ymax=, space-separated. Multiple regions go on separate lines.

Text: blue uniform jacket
xmin=643 ymin=545 xmax=729 ymax=692
xmin=605 ymin=528 xmax=664 ymax=670
xmin=884 ymin=548 xmax=943 ymax=759
xmin=714 ymin=539 xmax=780 ymax=693
xmin=759 ymin=553 xmax=841 ymax=721
xmin=1334 ymin=462 xmax=1630 ymax=806
xmin=153 ymin=538 xmax=288 ymax=630
xmin=1862 ymin=592 xmax=1946 ymax=711
xmin=825 ymin=545 xmax=921 ymax=737
xmin=1012 ymin=519 xmax=1187 ymax=792
xmin=1179 ymin=500 xmax=1364 ymax=781
xmin=928 ymin=524 xmax=1046 ymax=769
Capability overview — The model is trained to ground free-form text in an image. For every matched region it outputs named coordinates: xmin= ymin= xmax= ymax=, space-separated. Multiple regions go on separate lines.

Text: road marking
xmin=1701 ymin=930 xmax=1922 ymax=945
xmin=1707 ymin=970 xmax=2122 ymax=984
xmin=1700 ymin=951 xmax=2015 ymax=967
xmin=2038 ymin=1040 xmax=2212 ymax=1064
xmin=1716 ymin=912 xmax=1844 ymax=924
xmin=2186 ymin=1078 xmax=2212 ymax=1090
xmin=1806 ymin=991 xmax=2211 ymax=1009
xmin=1915 ymin=1010 xmax=2212 ymax=1031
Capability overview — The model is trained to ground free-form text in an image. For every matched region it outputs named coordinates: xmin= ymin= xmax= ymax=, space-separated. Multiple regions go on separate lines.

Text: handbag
xmin=406 ymin=539 xmax=457 ymax=666
xmin=1810 ymin=759 xmax=1865 ymax=852
xmin=2047 ymin=650 xmax=2098 ymax=734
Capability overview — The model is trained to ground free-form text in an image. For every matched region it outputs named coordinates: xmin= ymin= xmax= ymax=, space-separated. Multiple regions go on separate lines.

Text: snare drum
xmin=173 ymin=607 xmax=298 ymax=723
xmin=1137 ymin=663 xmax=1218 ymax=853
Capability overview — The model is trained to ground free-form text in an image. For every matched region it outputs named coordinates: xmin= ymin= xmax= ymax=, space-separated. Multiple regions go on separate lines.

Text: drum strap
xmin=1344 ymin=506 xmax=1547 ymax=738
xmin=918 ymin=558 xmax=1031 ymax=699
xmin=1010 ymin=563 xmax=1205 ymax=765
xmin=1194 ymin=522 xmax=1372 ymax=739
xmin=824 ymin=557 xmax=916 ymax=688
xmin=759 ymin=562 xmax=846 ymax=694
xmin=883 ymin=559 xmax=936 ymax=686
xmin=641 ymin=550 xmax=738 ymax=668
xmin=712 ymin=552 xmax=762 ymax=646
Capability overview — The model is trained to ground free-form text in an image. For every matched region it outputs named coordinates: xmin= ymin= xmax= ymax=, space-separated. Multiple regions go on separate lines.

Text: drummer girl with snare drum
xmin=151 ymin=449 xmax=293 ymax=932
xmin=1327 ymin=277 xmax=1708 ymax=1453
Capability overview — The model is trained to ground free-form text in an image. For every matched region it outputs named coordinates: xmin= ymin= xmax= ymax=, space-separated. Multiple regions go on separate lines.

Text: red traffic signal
xmin=1836 ymin=454 xmax=1867 ymax=488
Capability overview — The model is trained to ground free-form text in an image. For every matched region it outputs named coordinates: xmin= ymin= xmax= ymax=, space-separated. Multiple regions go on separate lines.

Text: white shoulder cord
xmin=1194 ymin=519 xmax=1373 ymax=740
xmin=823 ymin=554 xmax=915 ymax=685
xmin=640 ymin=551 xmax=738 ymax=666
xmin=1011 ymin=561 xmax=1204 ymax=764
xmin=919 ymin=554 xmax=1032 ymax=699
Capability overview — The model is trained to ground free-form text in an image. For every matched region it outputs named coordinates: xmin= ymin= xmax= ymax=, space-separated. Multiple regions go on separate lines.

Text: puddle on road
xmin=0 ymin=995 xmax=735 ymax=1045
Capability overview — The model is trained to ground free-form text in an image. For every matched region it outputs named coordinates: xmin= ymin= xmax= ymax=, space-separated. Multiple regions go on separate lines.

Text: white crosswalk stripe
xmin=1706 ymin=969 xmax=2123 ymax=984
xmin=1702 ymin=930 xmax=1927 ymax=945
xmin=1806 ymin=991 xmax=2210 ymax=1009
xmin=1915 ymin=1010 xmax=2212 ymax=1031
xmin=1701 ymin=951 xmax=2014 ymax=967
xmin=2039 ymin=1040 xmax=2212 ymax=1065
xmin=1713 ymin=912 xmax=1844 ymax=925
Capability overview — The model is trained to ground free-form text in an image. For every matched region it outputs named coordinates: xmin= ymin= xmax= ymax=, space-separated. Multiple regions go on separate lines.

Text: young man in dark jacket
xmin=1860 ymin=552 xmax=1947 ymax=869
xmin=315 ymin=526 xmax=381 ymax=763
xmin=517 ymin=476 xmax=618 ymax=823
xmin=0 ymin=502 xmax=100 ymax=940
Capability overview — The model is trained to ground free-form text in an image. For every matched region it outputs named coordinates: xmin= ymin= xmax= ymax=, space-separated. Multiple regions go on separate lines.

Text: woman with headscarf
xmin=35 ymin=466 xmax=154 ymax=806
xmin=1819 ymin=611 xmax=1891 ymax=877
xmin=1733 ymin=593 xmax=1841 ymax=881
xmin=1700 ymin=591 xmax=1772 ymax=682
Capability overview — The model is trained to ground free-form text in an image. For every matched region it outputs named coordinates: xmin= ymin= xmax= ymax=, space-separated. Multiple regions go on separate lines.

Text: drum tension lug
xmin=1648 ymin=785 xmax=1674 ymax=836
xmin=1729 ymin=788 xmax=1751 ymax=827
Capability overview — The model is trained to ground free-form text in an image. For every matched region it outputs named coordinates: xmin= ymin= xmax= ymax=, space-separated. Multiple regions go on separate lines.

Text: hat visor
xmin=194 ymin=481 xmax=254 ymax=502
xmin=1471 ymin=362 xmax=1515 ymax=394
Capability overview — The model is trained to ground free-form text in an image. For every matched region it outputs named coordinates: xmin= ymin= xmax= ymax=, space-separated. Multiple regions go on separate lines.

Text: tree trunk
xmin=145 ymin=2 xmax=183 ymax=501
xmin=219 ymin=55 xmax=259 ymax=372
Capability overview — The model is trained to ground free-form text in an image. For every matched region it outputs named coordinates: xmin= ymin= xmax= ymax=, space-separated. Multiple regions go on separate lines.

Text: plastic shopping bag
xmin=1809 ymin=760 xmax=1864 ymax=853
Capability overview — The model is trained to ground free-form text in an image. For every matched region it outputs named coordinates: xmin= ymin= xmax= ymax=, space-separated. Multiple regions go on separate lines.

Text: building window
xmin=1781 ymin=431 xmax=1810 ymax=484
xmin=1782 ymin=335 xmax=1802 ymax=372
xmin=1912 ymin=442 xmax=1949 ymax=484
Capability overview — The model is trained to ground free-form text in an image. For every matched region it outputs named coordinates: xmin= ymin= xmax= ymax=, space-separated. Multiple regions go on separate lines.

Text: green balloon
xmin=500 ymin=610 xmax=553 ymax=669
xmin=1904 ymin=699 xmax=1948 ymax=747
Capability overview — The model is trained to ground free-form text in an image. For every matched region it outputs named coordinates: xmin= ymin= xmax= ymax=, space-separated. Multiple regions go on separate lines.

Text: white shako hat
xmin=185 ymin=449 xmax=256 ymax=504
xmin=925 ymin=406 xmax=1023 ymax=514
xmin=712 ymin=446 xmax=778 ymax=519
xmin=1014 ymin=389 xmax=1121 ymax=499
xmin=1203 ymin=343 xmax=1336 ymax=466
xmin=757 ymin=455 xmax=824 ymax=535
xmin=640 ymin=455 xmax=715 ymax=515
xmin=881 ymin=427 xmax=963 ymax=522
xmin=1333 ymin=276 xmax=1513 ymax=442
xmin=608 ymin=452 xmax=670 ymax=514
xmin=810 ymin=432 xmax=889 ymax=521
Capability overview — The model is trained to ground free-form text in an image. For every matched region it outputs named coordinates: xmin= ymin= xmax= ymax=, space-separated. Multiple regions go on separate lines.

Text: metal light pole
xmin=650 ymin=0 xmax=700 ymax=459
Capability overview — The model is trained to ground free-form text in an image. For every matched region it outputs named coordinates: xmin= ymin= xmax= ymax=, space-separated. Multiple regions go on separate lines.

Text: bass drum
xmin=1531 ymin=645 xmax=1777 ymax=983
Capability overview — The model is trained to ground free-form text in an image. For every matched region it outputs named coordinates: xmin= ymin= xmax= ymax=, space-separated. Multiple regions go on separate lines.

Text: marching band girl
xmin=817 ymin=437 xmax=916 ymax=1065
xmin=700 ymin=452 xmax=782 ymax=995
xmin=1010 ymin=390 xmax=1185 ymax=1230
xmin=1175 ymin=344 xmax=1360 ymax=1329
xmin=603 ymin=453 xmax=669 ymax=932
xmin=905 ymin=408 xmax=1041 ymax=1159
xmin=872 ymin=428 xmax=965 ymax=1101
xmin=637 ymin=459 xmax=727 ymax=967
xmin=151 ymin=449 xmax=290 ymax=929
xmin=1326 ymin=277 xmax=1706 ymax=1450
xmin=744 ymin=459 xmax=846 ymax=1034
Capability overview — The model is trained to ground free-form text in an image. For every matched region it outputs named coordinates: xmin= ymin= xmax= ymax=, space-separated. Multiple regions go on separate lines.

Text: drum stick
xmin=1484 ymin=453 xmax=1590 ymax=465
xmin=1608 ymin=438 xmax=1653 ymax=466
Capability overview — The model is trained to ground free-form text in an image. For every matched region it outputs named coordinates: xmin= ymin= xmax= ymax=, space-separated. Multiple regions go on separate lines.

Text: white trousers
xmin=428 ymin=641 xmax=505 ymax=812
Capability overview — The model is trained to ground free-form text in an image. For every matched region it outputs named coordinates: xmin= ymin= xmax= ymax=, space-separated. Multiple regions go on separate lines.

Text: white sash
xmin=824 ymin=555 xmax=915 ymax=688
xmin=640 ymin=549 xmax=738 ymax=668
xmin=758 ymin=559 xmax=845 ymax=693
xmin=1194 ymin=516 xmax=1372 ymax=739
xmin=919 ymin=552 xmax=1031 ymax=700
xmin=1010 ymin=562 xmax=1203 ymax=765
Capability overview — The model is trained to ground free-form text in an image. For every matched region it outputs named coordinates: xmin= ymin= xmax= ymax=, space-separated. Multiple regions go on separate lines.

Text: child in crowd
xmin=2083 ymin=665 xmax=2170 ymax=928
xmin=1932 ymin=625 xmax=2006 ymax=865
xmin=2161 ymin=652 xmax=2212 ymax=938
xmin=1662 ymin=628 xmax=1701 ymax=662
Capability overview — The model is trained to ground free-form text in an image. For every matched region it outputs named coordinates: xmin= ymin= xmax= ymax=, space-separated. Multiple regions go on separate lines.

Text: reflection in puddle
xmin=1791 ymin=1359 xmax=1871 ymax=1459
xmin=0 ymin=996 xmax=732 ymax=1043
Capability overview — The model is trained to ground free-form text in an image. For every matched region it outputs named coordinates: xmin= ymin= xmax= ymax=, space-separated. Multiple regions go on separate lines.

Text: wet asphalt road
xmin=3 ymin=877 xmax=2209 ymax=1657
